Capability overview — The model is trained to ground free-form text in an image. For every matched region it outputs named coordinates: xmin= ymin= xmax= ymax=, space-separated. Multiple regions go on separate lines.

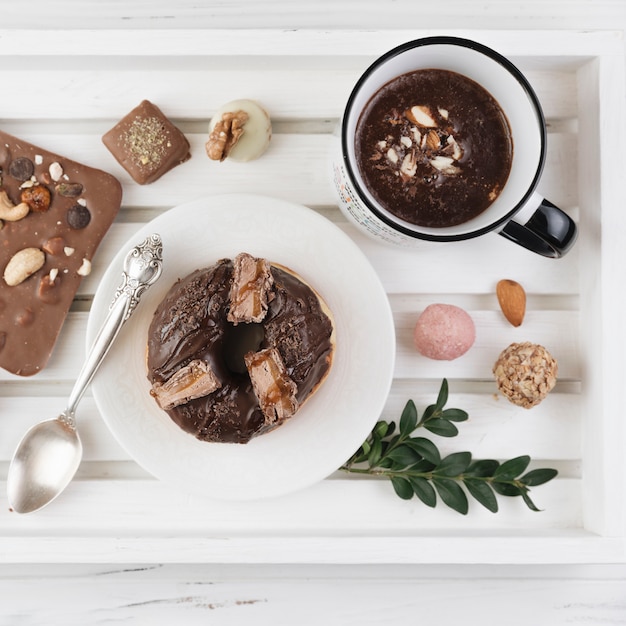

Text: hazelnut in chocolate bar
xmin=0 ymin=130 xmax=122 ymax=376
xmin=102 ymin=100 xmax=191 ymax=184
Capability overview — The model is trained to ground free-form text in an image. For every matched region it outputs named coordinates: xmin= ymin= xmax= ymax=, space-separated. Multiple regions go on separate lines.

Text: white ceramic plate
xmin=88 ymin=194 xmax=395 ymax=501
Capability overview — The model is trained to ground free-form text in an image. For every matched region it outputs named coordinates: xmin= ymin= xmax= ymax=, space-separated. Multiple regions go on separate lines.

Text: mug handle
xmin=498 ymin=192 xmax=577 ymax=258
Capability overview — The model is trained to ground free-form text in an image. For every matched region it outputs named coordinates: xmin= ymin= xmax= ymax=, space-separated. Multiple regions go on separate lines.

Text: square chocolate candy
xmin=102 ymin=100 xmax=191 ymax=184
xmin=0 ymin=130 xmax=122 ymax=376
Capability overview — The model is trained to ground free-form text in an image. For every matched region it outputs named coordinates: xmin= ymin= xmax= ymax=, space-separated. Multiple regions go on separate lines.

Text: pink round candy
xmin=413 ymin=303 xmax=476 ymax=360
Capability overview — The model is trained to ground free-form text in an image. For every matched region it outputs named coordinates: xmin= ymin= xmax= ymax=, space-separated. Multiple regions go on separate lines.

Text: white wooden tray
xmin=0 ymin=28 xmax=624 ymax=565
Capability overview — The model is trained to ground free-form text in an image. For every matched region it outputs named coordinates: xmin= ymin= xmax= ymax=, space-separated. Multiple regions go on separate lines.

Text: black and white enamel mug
xmin=332 ymin=36 xmax=577 ymax=258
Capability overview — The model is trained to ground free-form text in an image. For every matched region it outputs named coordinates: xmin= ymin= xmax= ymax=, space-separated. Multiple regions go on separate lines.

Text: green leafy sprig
xmin=340 ymin=379 xmax=558 ymax=515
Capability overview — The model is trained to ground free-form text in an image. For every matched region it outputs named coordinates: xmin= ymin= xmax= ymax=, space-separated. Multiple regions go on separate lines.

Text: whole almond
xmin=496 ymin=279 xmax=526 ymax=327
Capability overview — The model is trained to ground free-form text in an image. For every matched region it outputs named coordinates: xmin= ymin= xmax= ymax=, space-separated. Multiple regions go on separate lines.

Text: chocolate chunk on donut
xmin=227 ymin=252 xmax=274 ymax=324
xmin=245 ymin=347 xmax=298 ymax=425
xmin=151 ymin=359 xmax=222 ymax=411
xmin=146 ymin=254 xmax=334 ymax=443
xmin=0 ymin=130 xmax=122 ymax=376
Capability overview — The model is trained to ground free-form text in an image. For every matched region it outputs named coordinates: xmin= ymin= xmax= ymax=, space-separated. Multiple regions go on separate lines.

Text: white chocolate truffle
xmin=493 ymin=342 xmax=558 ymax=408
xmin=207 ymin=99 xmax=272 ymax=162
xmin=413 ymin=303 xmax=475 ymax=360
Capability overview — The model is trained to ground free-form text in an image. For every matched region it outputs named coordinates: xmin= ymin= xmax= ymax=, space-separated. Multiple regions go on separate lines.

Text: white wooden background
xmin=1 ymin=1 xmax=626 ymax=624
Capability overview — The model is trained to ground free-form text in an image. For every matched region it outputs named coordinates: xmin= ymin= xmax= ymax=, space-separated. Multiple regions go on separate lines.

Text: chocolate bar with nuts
xmin=0 ymin=130 xmax=122 ymax=376
xmin=102 ymin=100 xmax=191 ymax=184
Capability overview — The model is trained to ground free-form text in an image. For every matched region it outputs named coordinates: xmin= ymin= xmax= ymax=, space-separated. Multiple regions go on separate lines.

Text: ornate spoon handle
xmin=64 ymin=234 xmax=163 ymax=422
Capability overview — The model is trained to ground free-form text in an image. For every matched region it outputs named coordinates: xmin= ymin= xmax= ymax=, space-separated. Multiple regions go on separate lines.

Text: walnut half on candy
xmin=205 ymin=110 xmax=249 ymax=161
xmin=206 ymin=99 xmax=272 ymax=162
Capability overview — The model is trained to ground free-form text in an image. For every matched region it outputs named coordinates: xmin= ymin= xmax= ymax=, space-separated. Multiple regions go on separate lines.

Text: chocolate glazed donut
xmin=146 ymin=253 xmax=335 ymax=443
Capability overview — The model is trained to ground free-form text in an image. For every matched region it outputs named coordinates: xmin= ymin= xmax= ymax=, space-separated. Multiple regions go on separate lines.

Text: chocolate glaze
xmin=146 ymin=258 xmax=334 ymax=444
xmin=0 ymin=130 xmax=122 ymax=376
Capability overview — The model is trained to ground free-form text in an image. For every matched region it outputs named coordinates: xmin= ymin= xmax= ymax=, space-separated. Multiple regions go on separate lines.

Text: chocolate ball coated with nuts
xmin=493 ymin=342 xmax=558 ymax=408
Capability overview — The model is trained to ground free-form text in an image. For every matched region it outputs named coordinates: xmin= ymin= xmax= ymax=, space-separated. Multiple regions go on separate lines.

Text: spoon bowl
xmin=7 ymin=416 xmax=82 ymax=514
xmin=6 ymin=234 xmax=163 ymax=514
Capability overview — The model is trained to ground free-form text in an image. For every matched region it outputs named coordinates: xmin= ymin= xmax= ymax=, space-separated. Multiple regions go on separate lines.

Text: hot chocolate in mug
xmin=332 ymin=36 xmax=577 ymax=258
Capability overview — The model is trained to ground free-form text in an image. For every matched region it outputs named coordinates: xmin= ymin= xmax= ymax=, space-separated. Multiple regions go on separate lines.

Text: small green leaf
xmin=434 ymin=451 xmax=472 ymax=477
xmin=378 ymin=456 xmax=393 ymax=469
xmin=441 ymin=408 xmax=469 ymax=422
xmin=424 ymin=418 xmax=459 ymax=438
xmin=464 ymin=478 xmax=498 ymax=513
xmin=466 ymin=459 xmax=500 ymax=477
xmin=391 ymin=476 xmax=414 ymax=500
xmin=405 ymin=437 xmax=441 ymax=465
xmin=349 ymin=451 xmax=368 ymax=465
xmin=408 ymin=459 xmax=437 ymax=474
xmin=522 ymin=491 xmax=542 ymax=512
xmin=373 ymin=420 xmax=390 ymax=439
xmin=383 ymin=434 xmax=400 ymax=454
xmin=433 ymin=478 xmax=468 ymax=515
xmin=368 ymin=437 xmax=383 ymax=467
xmin=409 ymin=477 xmax=437 ymax=507
xmin=435 ymin=378 xmax=449 ymax=410
xmin=420 ymin=404 xmax=436 ymax=423
xmin=491 ymin=481 xmax=524 ymax=497
xmin=387 ymin=445 xmax=422 ymax=468
xmin=399 ymin=400 xmax=418 ymax=436
xmin=494 ymin=455 xmax=531 ymax=480
xmin=520 ymin=468 xmax=558 ymax=487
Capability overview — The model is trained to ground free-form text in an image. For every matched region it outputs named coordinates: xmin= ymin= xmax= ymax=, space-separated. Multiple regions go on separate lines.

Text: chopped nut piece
xmin=400 ymin=150 xmax=417 ymax=179
xmin=438 ymin=107 xmax=449 ymax=120
xmin=43 ymin=237 xmax=66 ymax=256
xmin=405 ymin=105 xmax=437 ymax=127
xmin=245 ymin=347 xmax=298 ymax=425
xmin=38 ymin=271 xmax=61 ymax=304
xmin=49 ymin=162 xmax=63 ymax=182
xmin=63 ymin=246 xmax=75 ymax=257
xmin=400 ymin=136 xmax=412 ymax=148
xmin=205 ymin=110 xmax=249 ymax=161
xmin=430 ymin=155 xmax=460 ymax=175
xmin=386 ymin=148 xmax=399 ymax=164
xmin=445 ymin=135 xmax=463 ymax=160
xmin=426 ymin=130 xmax=441 ymax=150
xmin=151 ymin=359 xmax=221 ymax=410
xmin=77 ymin=258 xmax=91 ymax=276
xmin=227 ymin=252 xmax=274 ymax=324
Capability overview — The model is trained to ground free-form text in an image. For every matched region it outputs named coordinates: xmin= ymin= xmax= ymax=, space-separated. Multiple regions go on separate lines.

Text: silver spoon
xmin=7 ymin=233 xmax=163 ymax=514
